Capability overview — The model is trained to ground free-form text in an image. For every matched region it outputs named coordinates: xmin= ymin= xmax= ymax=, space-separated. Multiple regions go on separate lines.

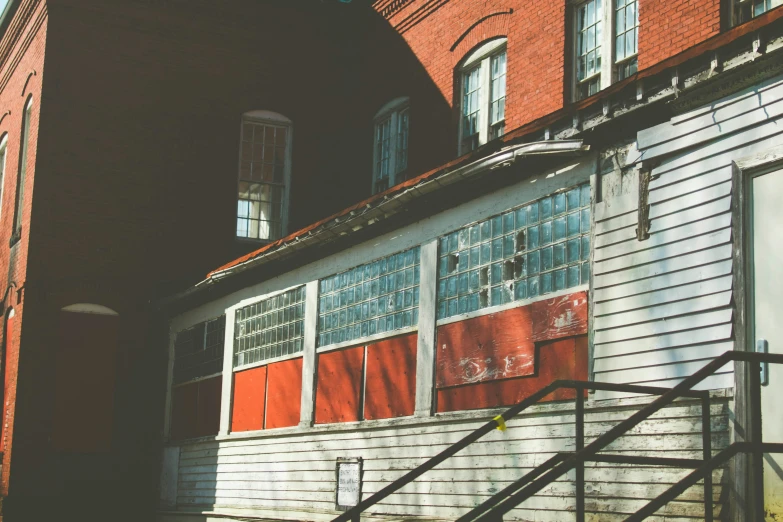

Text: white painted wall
xmin=593 ymin=74 xmax=783 ymax=397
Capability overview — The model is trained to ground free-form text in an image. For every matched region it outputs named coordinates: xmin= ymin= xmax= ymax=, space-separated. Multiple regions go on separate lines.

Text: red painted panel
xmin=436 ymin=335 xmax=588 ymax=413
xmin=196 ymin=376 xmax=222 ymax=437
xmin=435 ymin=291 xmax=588 ymax=389
xmin=51 ymin=311 xmax=119 ymax=452
xmin=231 ymin=366 xmax=267 ymax=433
xmin=170 ymin=382 xmax=198 ymax=440
xmin=436 ymin=308 xmax=535 ymax=388
xmin=364 ymin=333 xmax=417 ymax=420
xmin=266 ymin=357 xmax=303 ymax=429
xmin=530 ymin=291 xmax=588 ymax=341
xmin=315 ymin=346 xmax=364 ymax=424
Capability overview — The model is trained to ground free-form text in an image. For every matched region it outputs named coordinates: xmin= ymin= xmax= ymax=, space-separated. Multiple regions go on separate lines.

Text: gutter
xmin=166 ymin=139 xmax=588 ymax=305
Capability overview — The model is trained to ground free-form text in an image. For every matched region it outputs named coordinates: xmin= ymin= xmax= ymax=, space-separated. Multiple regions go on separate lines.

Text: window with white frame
xmin=458 ymin=39 xmax=507 ymax=155
xmin=237 ymin=111 xmax=292 ymax=241
xmin=173 ymin=315 xmax=225 ymax=384
xmin=372 ymin=98 xmax=409 ymax=194
xmin=732 ymin=0 xmax=783 ymax=25
xmin=573 ymin=0 xmax=639 ymax=101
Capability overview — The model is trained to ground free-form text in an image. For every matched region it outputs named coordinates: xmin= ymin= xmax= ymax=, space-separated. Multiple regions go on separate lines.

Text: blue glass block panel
xmin=581 ymin=184 xmax=591 ymax=206
xmin=541 ymin=246 xmax=553 ymax=271
xmin=457 ymin=252 xmax=469 ymax=272
xmin=515 ymin=279 xmax=527 ymax=300
xmin=447 ymin=298 xmax=458 ymax=317
xmin=469 ymin=270 xmax=480 ymax=291
xmin=554 ymin=268 xmax=567 ymax=291
xmin=553 ymin=216 xmax=566 ymax=241
xmin=540 ymin=197 xmax=553 ymax=220
xmin=491 ymin=286 xmax=502 ymax=306
xmin=567 ymin=265 xmax=581 ymax=287
xmin=528 ymin=276 xmax=540 ymax=297
xmin=470 ymin=246 xmax=480 ymax=267
xmin=515 ymin=207 xmax=527 ymax=228
xmin=437 ymin=300 xmax=447 ymax=319
xmin=491 ymin=238 xmax=503 ymax=261
xmin=581 ymin=208 xmax=591 ymax=233
xmin=527 ymin=250 xmax=540 ymax=275
xmin=480 ymin=220 xmax=492 ymax=241
xmin=554 ymin=193 xmax=566 ymax=215
xmin=553 ymin=243 xmax=565 ymax=267
xmin=541 ymin=272 xmax=553 ymax=295
xmin=458 ymin=296 xmax=468 ymax=315
xmin=448 ymin=232 xmax=459 ymax=252
xmin=541 ymin=221 xmax=552 ymax=245
xmin=469 ymin=225 xmax=480 ymax=244
xmin=581 ymin=261 xmax=590 ymax=284
xmin=458 ymin=273 xmax=469 ymax=294
xmin=492 ymin=215 xmax=503 ymax=238
xmin=458 ymin=228 xmax=470 ymax=249
xmin=468 ymin=293 xmax=480 ymax=312
xmin=480 ymin=242 xmax=492 ymax=264
xmin=567 ymin=238 xmax=580 ymax=263
xmin=581 ymin=236 xmax=590 ymax=261
xmin=528 ymin=226 xmax=540 ymax=249
xmin=503 ymin=212 xmax=515 ymax=233
xmin=503 ymin=234 xmax=515 ymax=257
xmin=527 ymin=203 xmax=539 ymax=224
xmin=491 ymin=262 xmax=504 ymax=285
xmin=567 ymin=212 xmax=581 ymax=237
xmin=567 ymin=188 xmax=580 ymax=211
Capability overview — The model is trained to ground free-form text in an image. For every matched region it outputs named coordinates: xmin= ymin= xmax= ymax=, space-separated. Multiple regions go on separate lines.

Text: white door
xmin=750 ymin=167 xmax=783 ymax=520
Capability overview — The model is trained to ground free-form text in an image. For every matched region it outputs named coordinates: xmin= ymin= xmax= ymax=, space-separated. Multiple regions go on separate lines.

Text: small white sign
xmin=336 ymin=459 xmax=362 ymax=508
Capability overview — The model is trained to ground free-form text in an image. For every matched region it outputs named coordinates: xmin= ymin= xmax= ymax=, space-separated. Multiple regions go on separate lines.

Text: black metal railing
xmin=330 ymin=350 xmax=783 ymax=522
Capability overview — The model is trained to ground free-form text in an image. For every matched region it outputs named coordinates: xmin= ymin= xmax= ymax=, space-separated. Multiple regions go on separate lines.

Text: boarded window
xmin=234 ymin=286 xmax=306 ymax=368
xmin=51 ymin=311 xmax=119 ymax=452
xmin=171 ymin=376 xmax=222 ymax=440
xmin=318 ymin=247 xmax=420 ymax=347
xmin=437 ymin=183 xmax=590 ymax=320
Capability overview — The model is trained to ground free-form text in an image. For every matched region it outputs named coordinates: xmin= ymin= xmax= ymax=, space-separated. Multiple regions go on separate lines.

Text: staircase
xmin=331 ymin=350 xmax=783 ymax=522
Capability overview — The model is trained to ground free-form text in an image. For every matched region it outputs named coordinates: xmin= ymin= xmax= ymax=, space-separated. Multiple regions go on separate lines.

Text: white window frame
xmin=372 ymin=97 xmax=410 ymax=195
xmin=571 ymin=0 xmax=639 ymax=101
xmin=457 ymin=38 xmax=507 ymax=156
xmin=731 ymin=0 xmax=783 ymax=25
xmin=236 ymin=110 xmax=293 ymax=242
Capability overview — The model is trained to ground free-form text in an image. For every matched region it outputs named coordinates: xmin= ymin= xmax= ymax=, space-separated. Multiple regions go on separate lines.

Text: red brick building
xmin=0 ymin=0 xmax=778 ymax=521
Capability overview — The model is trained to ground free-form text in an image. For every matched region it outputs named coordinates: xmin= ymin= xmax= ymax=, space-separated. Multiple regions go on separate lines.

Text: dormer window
xmin=372 ymin=97 xmax=409 ymax=194
xmin=458 ymin=38 xmax=507 ymax=155
xmin=237 ymin=111 xmax=292 ymax=241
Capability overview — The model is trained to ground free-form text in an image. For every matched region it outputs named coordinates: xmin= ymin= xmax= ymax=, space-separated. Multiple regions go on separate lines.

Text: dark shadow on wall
xmin=6 ymin=1 xmax=452 ymax=521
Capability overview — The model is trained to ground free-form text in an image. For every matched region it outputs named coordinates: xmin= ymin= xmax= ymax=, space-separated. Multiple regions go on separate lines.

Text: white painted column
xmin=218 ymin=307 xmax=237 ymax=436
xmin=162 ymin=329 xmax=177 ymax=441
xmin=299 ymin=280 xmax=320 ymax=427
xmin=415 ymin=239 xmax=439 ymax=417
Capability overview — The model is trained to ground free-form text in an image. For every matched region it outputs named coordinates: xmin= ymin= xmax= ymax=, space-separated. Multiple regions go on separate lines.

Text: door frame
xmin=731 ymin=154 xmax=783 ymax=522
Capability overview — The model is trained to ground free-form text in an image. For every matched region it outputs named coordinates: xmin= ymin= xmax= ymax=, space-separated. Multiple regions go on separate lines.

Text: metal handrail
xmin=475 ymin=351 xmax=783 ymax=522
xmin=331 ymin=379 xmax=708 ymax=522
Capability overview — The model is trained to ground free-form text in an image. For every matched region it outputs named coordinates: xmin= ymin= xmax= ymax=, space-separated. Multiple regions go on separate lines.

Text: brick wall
xmin=638 ymin=0 xmax=722 ymax=68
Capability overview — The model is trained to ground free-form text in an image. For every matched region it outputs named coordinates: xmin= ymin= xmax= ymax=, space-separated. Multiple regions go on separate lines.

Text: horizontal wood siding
xmin=174 ymin=396 xmax=730 ymax=521
xmin=593 ymin=75 xmax=783 ymax=397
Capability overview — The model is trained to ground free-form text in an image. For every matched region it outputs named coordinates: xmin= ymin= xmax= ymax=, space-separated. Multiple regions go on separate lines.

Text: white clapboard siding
xmin=173 ymin=397 xmax=729 ymax=521
xmin=591 ymin=78 xmax=783 ymax=393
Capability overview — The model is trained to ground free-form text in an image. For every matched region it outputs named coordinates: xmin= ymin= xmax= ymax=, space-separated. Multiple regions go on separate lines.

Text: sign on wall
xmin=335 ymin=457 xmax=363 ymax=510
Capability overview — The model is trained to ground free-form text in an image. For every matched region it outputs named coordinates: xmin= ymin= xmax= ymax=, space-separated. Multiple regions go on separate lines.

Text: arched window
xmin=372 ymin=97 xmax=409 ymax=194
xmin=457 ymin=38 xmax=507 ymax=155
xmin=237 ymin=111 xmax=292 ymax=241
xmin=12 ymin=96 xmax=32 ymax=241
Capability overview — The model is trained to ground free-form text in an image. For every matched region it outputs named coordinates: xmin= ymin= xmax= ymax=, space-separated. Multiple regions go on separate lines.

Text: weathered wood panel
xmin=436 ymin=336 xmax=587 ymax=412
xmin=435 ymin=292 xmax=587 ymax=388
xmin=314 ymin=346 xmax=364 ymax=424
xmin=265 ymin=357 xmax=302 ymax=429
xmin=172 ymin=396 xmax=730 ymax=521
xmin=197 ymin=377 xmax=222 ymax=438
xmin=171 ymin=382 xmax=199 ymax=441
xmin=231 ymin=366 xmax=266 ymax=433
xmin=364 ymin=333 xmax=417 ymax=420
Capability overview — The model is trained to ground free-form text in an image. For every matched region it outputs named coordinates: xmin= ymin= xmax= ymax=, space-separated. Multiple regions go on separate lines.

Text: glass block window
xmin=576 ymin=0 xmax=603 ymax=100
xmin=233 ymin=286 xmax=306 ymax=368
xmin=318 ymin=247 xmax=421 ymax=347
xmin=436 ymin=183 xmax=591 ymax=320
xmin=173 ymin=316 xmax=225 ymax=384
xmin=614 ymin=0 xmax=638 ymax=80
